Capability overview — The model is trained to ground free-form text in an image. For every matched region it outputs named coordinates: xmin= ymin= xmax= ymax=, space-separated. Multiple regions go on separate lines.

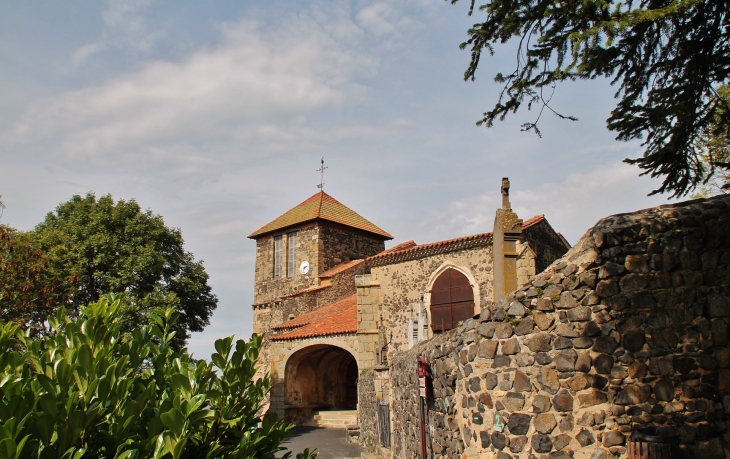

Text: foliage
xmin=0 ymin=295 xmax=315 ymax=459
xmin=693 ymin=85 xmax=730 ymax=197
xmin=22 ymin=193 xmax=217 ymax=347
xmin=451 ymin=0 xmax=730 ymax=196
xmin=0 ymin=225 xmax=66 ymax=335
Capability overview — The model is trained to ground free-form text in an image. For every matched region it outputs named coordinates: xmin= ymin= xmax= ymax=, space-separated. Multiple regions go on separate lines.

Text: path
xmin=277 ymin=426 xmax=363 ymax=459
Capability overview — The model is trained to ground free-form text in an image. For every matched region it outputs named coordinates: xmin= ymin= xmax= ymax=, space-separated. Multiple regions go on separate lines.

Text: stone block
xmin=534 ymin=413 xmax=557 ymax=434
xmin=552 ymin=389 xmax=574 ymax=412
xmin=708 ymin=293 xmax=730 ymax=318
xmin=534 ymin=312 xmax=555 ymax=331
xmin=478 ymin=340 xmax=499 ymax=359
xmin=602 ymin=430 xmax=625 ymax=447
xmin=501 ymin=392 xmax=526 ymax=412
xmin=535 ymin=298 xmax=555 ymax=311
xmin=513 ymin=371 xmax=531 ymax=392
xmin=528 ymin=333 xmax=552 ymax=352
xmin=567 ymin=306 xmax=592 ymax=322
xmin=526 ymin=394 xmax=549 ymax=415
xmin=578 ymin=388 xmax=608 ymax=408
xmin=507 ymin=413 xmax=531 ymax=435
xmin=531 ymin=434 xmax=552 ymax=453
xmin=501 ymin=338 xmax=521 ymax=355
xmin=494 ymin=323 xmax=514 ymax=339
xmin=478 ymin=322 xmax=495 ymax=338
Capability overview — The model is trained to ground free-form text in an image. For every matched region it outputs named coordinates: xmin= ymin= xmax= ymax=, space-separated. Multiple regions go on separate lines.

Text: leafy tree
xmin=0 ymin=225 xmax=66 ymax=335
xmin=0 ymin=295 xmax=316 ymax=458
xmin=451 ymin=0 xmax=730 ymax=196
xmin=22 ymin=193 xmax=217 ymax=346
xmin=693 ymin=85 xmax=730 ymax=197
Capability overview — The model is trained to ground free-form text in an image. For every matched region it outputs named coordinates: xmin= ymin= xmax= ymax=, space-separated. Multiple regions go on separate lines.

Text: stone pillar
xmin=493 ymin=178 xmax=523 ymax=302
xmin=355 ymin=274 xmax=380 ymax=369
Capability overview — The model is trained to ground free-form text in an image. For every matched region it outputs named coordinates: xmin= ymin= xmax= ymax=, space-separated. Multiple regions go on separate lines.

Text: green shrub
xmin=0 ymin=295 xmax=315 ymax=459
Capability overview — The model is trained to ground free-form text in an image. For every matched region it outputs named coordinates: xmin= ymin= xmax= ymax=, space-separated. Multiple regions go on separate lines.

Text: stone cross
xmin=501 ymin=177 xmax=511 ymax=209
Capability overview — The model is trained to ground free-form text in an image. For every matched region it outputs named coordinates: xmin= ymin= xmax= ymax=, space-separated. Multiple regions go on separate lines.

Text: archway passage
xmin=284 ymin=344 xmax=358 ymax=425
xmin=430 ymin=268 xmax=474 ymax=331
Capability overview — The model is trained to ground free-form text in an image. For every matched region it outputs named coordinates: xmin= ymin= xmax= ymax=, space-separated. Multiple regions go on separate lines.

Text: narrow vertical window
xmin=274 ymin=235 xmax=283 ymax=279
xmin=287 ymin=231 xmax=297 ymax=276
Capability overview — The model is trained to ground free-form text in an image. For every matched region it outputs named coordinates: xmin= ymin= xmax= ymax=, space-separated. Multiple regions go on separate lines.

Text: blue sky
xmin=1 ymin=0 xmax=674 ymax=358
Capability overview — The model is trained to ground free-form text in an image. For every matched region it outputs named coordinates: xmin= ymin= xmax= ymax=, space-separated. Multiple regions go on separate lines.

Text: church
xmin=248 ymin=179 xmax=571 ymax=426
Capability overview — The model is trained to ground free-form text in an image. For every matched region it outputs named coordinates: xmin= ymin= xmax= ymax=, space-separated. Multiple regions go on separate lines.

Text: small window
xmin=287 ymin=231 xmax=297 ymax=276
xmin=274 ymin=235 xmax=283 ymax=279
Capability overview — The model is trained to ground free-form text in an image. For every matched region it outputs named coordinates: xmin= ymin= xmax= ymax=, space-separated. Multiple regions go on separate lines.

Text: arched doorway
xmin=284 ymin=344 xmax=358 ymax=424
xmin=430 ymin=268 xmax=475 ymax=332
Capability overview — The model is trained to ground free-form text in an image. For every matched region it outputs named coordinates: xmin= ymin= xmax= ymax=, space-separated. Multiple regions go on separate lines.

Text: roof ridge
xmin=317 ymin=191 xmax=324 ymax=219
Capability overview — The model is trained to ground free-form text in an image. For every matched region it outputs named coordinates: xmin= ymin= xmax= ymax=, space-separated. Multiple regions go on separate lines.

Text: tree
xmin=22 ymin=193 xmax=217 ymax=346
xmin=0 ymin=295 xmax=316 ymax=458
xmin=693 ymin=85 xmax=730 ymax=197
xmin=0 ymin=225 xmax=67 ymax=335
xmin=451 ymin=0 xmax=730 ymax=196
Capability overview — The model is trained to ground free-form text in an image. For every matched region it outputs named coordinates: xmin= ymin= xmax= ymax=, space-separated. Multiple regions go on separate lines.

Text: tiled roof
xmin=248 ymin=192 xmax=393 ymax=239
xmin=279 ymin=284 xmax=331 ymax=299
xmin=319 ymin=259 xmax=364 ymax=278
xmin=271 ymin=294 xmax=357 ymax=339
xmin=522 ymin=214 xmax=545 ymax=229
xmin=368 ymin=215 xmax=546 ymax=267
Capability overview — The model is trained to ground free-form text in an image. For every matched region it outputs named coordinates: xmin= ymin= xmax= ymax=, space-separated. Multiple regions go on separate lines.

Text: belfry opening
xmin=284 ymin=344 xmax=358 ymax=425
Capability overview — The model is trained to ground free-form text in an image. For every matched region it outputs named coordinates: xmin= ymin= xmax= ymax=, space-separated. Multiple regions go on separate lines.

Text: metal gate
xmin=378 ymin=399 xmax=391 ymax=448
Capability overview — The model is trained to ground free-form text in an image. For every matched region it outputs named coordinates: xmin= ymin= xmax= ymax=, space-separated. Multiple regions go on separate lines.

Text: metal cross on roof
xmin=316 ymin=157 xmax=328 ymax=190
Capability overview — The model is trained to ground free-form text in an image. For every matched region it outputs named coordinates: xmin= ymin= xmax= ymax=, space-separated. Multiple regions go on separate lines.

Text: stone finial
xmin=501 ymin=177 xmax=511 ymax=209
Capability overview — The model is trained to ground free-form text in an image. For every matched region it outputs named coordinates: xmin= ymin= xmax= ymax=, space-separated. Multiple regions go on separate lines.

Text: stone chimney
xmin=492 ymin=178 xmax=523 ymax=302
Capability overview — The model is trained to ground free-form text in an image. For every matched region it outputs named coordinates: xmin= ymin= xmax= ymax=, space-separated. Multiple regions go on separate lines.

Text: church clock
xmin=299 ymin=261 xmax=310 ymax=275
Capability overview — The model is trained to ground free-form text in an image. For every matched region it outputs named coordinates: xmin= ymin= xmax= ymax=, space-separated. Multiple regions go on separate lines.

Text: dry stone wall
xmin=371 ymin=195 xmax=730 ymax=459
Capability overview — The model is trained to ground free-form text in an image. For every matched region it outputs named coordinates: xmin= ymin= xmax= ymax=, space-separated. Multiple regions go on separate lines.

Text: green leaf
xmin=160 ymin=408 xmax=185 ymax=436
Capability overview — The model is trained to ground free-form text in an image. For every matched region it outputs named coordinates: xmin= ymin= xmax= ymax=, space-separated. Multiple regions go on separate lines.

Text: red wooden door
xmin=430 ymin=268 xmax=474 ymax=331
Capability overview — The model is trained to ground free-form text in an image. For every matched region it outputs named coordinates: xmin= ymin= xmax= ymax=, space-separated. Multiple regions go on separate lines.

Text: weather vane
xmin=316 ymin=157 xmax=328 ymax=190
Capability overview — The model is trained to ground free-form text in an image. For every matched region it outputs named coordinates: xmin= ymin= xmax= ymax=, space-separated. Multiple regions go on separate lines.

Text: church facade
xmin=248 ymin=180 xmax=571 ymax=424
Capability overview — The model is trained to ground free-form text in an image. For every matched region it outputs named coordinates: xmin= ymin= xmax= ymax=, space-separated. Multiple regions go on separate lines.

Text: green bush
xmin=0 ymin=295 xmax=315 ymax=459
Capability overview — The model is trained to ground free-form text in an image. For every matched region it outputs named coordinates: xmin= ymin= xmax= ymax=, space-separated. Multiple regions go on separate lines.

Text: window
xmin=274 ymin=235 xmax=283 ymax=279
xmin=287 ymin=231 xmax=297 ymax=276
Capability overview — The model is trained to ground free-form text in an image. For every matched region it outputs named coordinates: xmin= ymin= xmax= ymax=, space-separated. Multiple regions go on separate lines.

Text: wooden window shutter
xmin=430 ymin=268 xmax=474 ymax=331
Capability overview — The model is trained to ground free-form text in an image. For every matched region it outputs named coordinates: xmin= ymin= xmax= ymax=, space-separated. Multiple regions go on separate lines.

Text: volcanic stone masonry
xmin=359 ymin=194 xmax=730 ymax=459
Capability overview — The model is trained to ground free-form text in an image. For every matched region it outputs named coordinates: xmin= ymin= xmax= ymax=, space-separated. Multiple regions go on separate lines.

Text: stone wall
xmin=253 ymin=224 xmax=320 ymax=306
xmin=359 ymin=369 xmax=379 ymax=451
xmin=522 ymin=219 xmax=572 ymax=274
xmin=370 ymin=245 xmax=494 ymax=356
xmin=369 ymin=195 xmax=730 ymax=459
xmin=320 ymin=223 xmax=387 ymax=271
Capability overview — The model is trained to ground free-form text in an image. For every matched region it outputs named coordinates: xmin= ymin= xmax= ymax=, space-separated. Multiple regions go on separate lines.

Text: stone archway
xmin=284 ymin=344 xmax=358 ymax=424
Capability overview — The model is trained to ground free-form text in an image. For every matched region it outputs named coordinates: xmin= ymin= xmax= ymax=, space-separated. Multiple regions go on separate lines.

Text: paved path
xmin=277 ymin=427 xmax=362 ymax=459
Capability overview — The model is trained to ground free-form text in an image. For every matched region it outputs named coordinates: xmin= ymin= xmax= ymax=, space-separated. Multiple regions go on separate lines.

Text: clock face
xmin=299 ymin=261 xmax=310 ymax=275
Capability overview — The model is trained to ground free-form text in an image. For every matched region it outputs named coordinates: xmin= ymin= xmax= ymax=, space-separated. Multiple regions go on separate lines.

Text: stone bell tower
xmin=492 ymin=178 xmax=524 ymax=302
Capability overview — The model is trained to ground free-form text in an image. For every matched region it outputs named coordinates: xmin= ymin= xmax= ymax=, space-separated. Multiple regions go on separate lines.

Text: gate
xmin=377 ymin=399 xmax=391 ymax=448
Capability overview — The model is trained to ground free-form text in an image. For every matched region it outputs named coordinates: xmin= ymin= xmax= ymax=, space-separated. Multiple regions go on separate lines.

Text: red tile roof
xmin=279 ymin=284 xmax=331 ymax=299
xmin=319 ymin=259 xmax=365 ymax=278
xmin=522 ymin=214 xmax=545 ymax=229
xmin=368 ymin=215 xmax=546 ymax=267
xmin=248 ymin=191 xmax=393 ymax=239
xmin=271 ymin=294 xmax=357 ymax=339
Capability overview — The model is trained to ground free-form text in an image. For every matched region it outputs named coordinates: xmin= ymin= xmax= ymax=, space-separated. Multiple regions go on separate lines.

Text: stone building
xmin=359 ymin=194 xmax=730 ymax=459
xmin=249 ymin=180 xmax=570 ymax=425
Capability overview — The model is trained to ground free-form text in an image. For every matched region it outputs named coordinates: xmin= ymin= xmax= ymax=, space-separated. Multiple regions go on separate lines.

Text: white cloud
xmin=416 ymin=161 xmax=675 ymax=245
xmin=7 ymin=18 xmax=370 ymax=160
xmin=72 ymin=0 xmax=162 ymax=65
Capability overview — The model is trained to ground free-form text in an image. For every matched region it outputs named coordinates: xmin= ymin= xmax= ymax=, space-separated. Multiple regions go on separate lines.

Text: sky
xmin=0 ymin=0 xmax=676 ymax=358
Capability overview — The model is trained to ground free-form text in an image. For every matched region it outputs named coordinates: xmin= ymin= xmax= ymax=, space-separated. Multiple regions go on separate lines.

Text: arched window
xmin=430 ymin=268 xmax=474 ymax=332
